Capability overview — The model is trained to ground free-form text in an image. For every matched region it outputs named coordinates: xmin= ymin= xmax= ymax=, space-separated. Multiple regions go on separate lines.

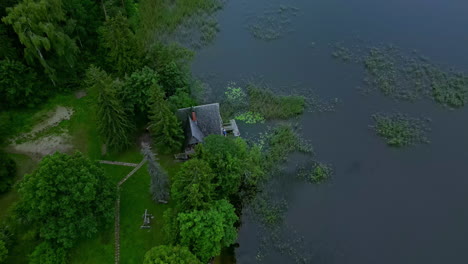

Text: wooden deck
xmin=223 ymin=119 xmax=240 ymax=137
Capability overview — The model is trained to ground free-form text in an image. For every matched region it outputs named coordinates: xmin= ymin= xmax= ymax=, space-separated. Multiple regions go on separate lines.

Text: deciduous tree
xmin=2 ymin=0 xmax=78 ymax=84
xmin=16 ymin=152 xmax=115 ymax=248
xmin=143 ymin=245 xmax=201 ymax=264
xmin=0 ymin=59 xmax=39 ymax=109
xmin=0 ymin=239 xmax=7 ymax=263
xmin=177 ymin=199 xmax=238 ymax=262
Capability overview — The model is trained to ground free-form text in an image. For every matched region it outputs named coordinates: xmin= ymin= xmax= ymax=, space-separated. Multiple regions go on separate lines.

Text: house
xmin=176 ymin=103 xmax=240 ymax=158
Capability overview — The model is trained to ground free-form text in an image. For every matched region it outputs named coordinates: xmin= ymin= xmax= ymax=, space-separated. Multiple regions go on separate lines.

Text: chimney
xmin=191 ymin=111 xmax=197 ymax=122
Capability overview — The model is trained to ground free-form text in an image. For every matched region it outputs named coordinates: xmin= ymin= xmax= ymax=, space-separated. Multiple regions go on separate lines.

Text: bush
xmin=29 ymin=242 xmax=67 ymax=264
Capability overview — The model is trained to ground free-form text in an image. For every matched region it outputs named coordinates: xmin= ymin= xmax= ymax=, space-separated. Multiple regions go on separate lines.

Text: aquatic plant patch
xmin=247 ymin=85 xmax=305 ymax=120
xmin=371 ymin=113 xmax=431 ymax=147
xmin=246 ymin=5 xmax=299 ymax=41
xmin=298 ymin=162 xmax=332 ymax=184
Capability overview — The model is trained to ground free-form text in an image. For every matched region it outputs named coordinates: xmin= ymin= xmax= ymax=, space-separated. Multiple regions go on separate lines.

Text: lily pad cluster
xmin=246 ymin=5 xmax=299 ymax=41
xmin=362 ymin=46 xmax=468 ymax=107
xmin=371 ymin=113 xmax=431 ymax=147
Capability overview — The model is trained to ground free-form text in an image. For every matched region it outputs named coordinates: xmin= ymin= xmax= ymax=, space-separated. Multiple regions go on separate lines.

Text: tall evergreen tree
xmin=98 ymin=12 xmax=139 ymax=76
xmin=141 ymin=143 xmax=170 ymax=203
xmin=148 ymin=84 xmax=184 ymax=153
xmin=85 ymin=66 xmax=134 ymax=151
xmin=2 ymin=0 xmax=78 ymax=85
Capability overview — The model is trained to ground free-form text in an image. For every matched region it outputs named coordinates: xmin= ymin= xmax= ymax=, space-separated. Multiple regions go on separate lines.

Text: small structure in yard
xmin=140 ymin=209 xmax=154 ymax=229
xmin=175 ymin=103 xmax=240 ymax=160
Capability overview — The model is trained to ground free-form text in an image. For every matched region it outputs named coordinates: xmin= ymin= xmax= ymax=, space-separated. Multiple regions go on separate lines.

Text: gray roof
xmin=177 ymin=103 xmax=223 ymax=145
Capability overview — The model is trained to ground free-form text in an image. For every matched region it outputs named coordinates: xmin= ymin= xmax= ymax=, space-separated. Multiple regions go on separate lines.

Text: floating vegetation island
xmin=222 ymin=82 xmax=305 ymax=123
xmin=332 ymin=44 xmax=468 ymax=108
xmin=371 ymin=113 xmax=431 ymax=147
xmin=246 ymin=5 xmax=299 ymax=41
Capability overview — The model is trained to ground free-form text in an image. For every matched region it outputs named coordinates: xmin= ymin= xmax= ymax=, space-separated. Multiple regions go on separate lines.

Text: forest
xmin=0 ymin=0 xmax=312 ymax=263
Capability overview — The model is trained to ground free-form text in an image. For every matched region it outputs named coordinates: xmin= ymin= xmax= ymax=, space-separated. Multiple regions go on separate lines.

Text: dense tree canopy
xmin=121 ymin=66 xmax=159 ymax=113
xmin=157 ymin=61 xmax=189 ymax=97
xmin=29 ymin=242 xmax=67 ymax=264
xmin=85 ymin=66 xmax=135 ymax=151
xmin=148 ymin=84 xmax=184 ymax=153
xmin=143 ymin=245 xmax=201 ymax=264
xmin=0 ymin=152 xmax=16 ymax=194
xmin=171 ymin=159 xmax=216 ymax=211
xmin=99 ymin=12 xmax=139 ymax=76
xmin=0 ymin=239 xmax=7 ymax=263
xmin=2 ymin=0 xmax=78 ymax=84
xmin=196 ymin=135 xmax=263 ymax=198
xmin=0 ymin=59 xmax=39 ymax=109
xmin=177 ymin=199 xmax=238 ymax=262
xmin=16 ymin=152 xmax=115 ymax=248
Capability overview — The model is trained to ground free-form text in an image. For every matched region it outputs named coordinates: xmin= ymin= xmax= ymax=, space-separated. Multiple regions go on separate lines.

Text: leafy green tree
xmin=157 ymin=61 xmax=189 ymax=97
xmin=196 ymin=135 xmax=263 ymax=198
xmin=143 ymin=245 xmax=201 ymax=264
xmin=168 ymin=88 xmax=196 ymax=111
xmin=177 ymin=199 xmax=238 ymax=262
xmin=148 ymin=84 xmax=184 ymax=153
xmin=0 ymin=152 xmax=16 ymax=194
xmin=171 ymin=159 xmax=216 ymax=211
xmin=121 ymin=66 xmax=159 ymax=113
xmin=0 ymin=59 xmax=39 ymax=109
xmin=62 ymin=0 xmax=101 ymax=50
xmin=0 ymin=239 xmax=7 ymax=263
xmin=16 ymin=152 xmax=115 ymax=248
xmin=85 ymin=66 xmax=135 ymax=151
xmin=29 ymin=242 xmax=66 ymax=264
xmin=2 ymin=0 xmax=78 ymax=84
xmin=99 ymin=12 xmax=139 ymax=76
xmin=141 ymin=143 xmax=169 ymax=203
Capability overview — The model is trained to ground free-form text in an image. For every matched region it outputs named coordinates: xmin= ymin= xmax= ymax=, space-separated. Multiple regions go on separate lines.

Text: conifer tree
xmin=141 ymin=143 xmax=170 ymax=203
xmin=148 ymin=84 xmax=184 ymax=153
xmin=85 ymin=66 xmax=134 ymax=151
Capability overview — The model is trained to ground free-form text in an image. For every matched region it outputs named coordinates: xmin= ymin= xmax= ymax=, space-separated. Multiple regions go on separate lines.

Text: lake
xmin=192 ymin=0 xmax=468 ymax=263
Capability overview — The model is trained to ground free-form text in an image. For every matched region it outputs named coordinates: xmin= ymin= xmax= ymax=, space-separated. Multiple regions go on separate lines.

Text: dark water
xmin=192 ymin=0 xmax=468 ymax=263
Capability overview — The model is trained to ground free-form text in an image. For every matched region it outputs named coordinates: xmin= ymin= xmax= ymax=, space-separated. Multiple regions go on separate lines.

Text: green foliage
xmin=122 ymin=66 xmax=159 ymax=113
xmin=168 ymin=88 xmax=197 ymax=110
xmin=307 ymin=163 xmax=332 ymax=184
xmin=196 ymin=135 xmax=264 ymax=198
xmin=431 ymin=72 xmax=468 ymax=108
xmin=171 ymin=159 xmax=216 ymax=211
xmin=157 ymin=61 xmax=189 ymax=97
xmin=143 ymin=245 xmax=201 ymax=264
xmin=99 ymin=13 xmax=140 ymax=76
xmin=262 ymin=125 xmax=312 ymax=169
xmin=0 ymin=152 xmax=16 ymax=194
xmin=144 ymin=43 xmax=194 ymax=70
xmin=148 ymin=84 xmax=184 ymax=153
xmin=2 ymin=0 xmax=78 ymax=84
xmin=177 ymin=199 xmax=238 ymax=262
xmin=86 ymin=66 xmax=135 ymax=151
xmin=0 ymin=239 xmax=7 ymax=263
xmin=16 ymin=152 xmax=115 ymax=248
xmin=235 ymin=111 xmax=265 ymax=124
xmin=29 ymin=242 xmax=67 ymax=264
xmin=248 ymin=85 xmax=305 ymax=119
xmin=372 ymin=113 xmax=431 ymax=147
xmin=0 ymin=24 xmax=18 ymax=60
xmin=364 ymin=47 xmax=399 ymax=97
xmin=246 ymin=5 xmax=299 ymax=41
xmin=0 ymin=59 xmax=40 ymax=109
xmin=137 ymin=0 xmax=222 ymax=47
